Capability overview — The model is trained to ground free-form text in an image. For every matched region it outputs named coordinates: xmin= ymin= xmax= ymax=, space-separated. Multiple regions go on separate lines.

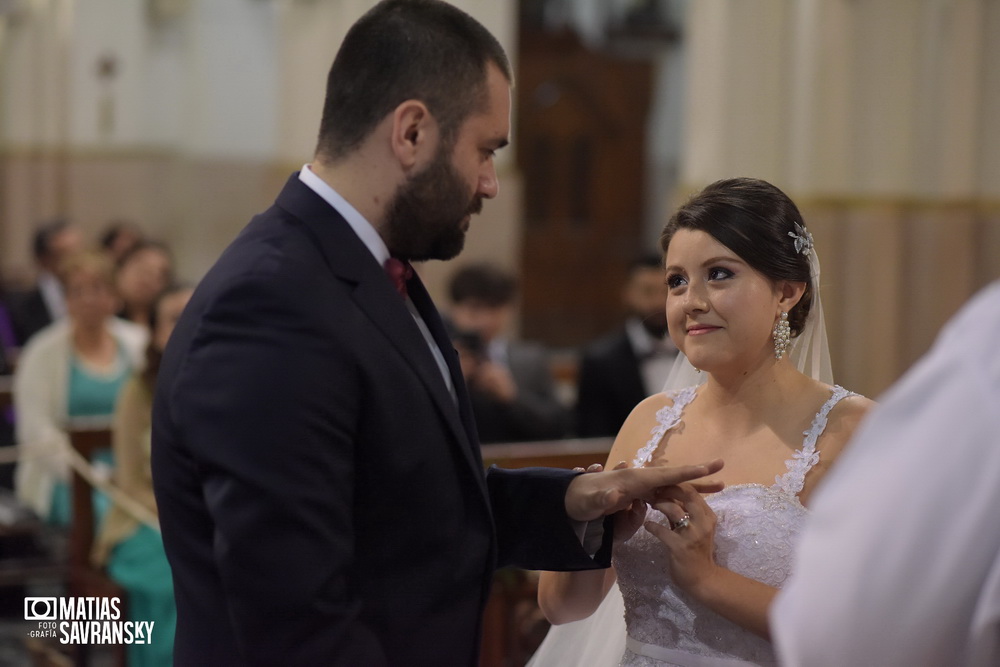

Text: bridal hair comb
xmin=788 ymin=222 xmax=814 ymax=256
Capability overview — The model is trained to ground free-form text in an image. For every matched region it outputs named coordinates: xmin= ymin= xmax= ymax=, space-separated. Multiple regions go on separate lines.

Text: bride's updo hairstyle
xmin=660 ymin=177 xmax=813 ymax=337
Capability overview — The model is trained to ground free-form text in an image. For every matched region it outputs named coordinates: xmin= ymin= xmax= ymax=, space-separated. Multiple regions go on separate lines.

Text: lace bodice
xmin=614 ymin=385 xmax=856 ymax=666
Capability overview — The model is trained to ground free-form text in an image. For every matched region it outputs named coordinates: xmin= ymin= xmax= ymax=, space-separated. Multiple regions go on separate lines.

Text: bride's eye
xmin=666 ymin=274 xmax=686 ymax=289
xmin=708 ymin=267 xmax=733 ymax=281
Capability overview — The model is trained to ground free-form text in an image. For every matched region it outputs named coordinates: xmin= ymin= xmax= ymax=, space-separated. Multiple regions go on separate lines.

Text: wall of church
xmin=2 ymin=0 xmax=998 ymax=396
xmin=0 ymin=0 xmax=519 ymax=297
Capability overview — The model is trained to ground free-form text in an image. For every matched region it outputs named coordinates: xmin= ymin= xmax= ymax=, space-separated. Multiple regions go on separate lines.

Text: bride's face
xmin=664 ymin=228 xmax=782 ymax=373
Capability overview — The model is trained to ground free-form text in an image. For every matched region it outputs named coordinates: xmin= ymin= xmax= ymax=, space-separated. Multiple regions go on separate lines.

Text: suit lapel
xmin=273 ymin=175 xmax=488 ymax=500
xmin=350 ymin=274 xmax=479 ymax=458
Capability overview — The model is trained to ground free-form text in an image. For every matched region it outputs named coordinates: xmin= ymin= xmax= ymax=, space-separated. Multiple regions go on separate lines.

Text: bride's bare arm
xmin=536 ymin=396 xmax=672 ymax=624
xmin=537 ymin=565 xmax=619 ymax=624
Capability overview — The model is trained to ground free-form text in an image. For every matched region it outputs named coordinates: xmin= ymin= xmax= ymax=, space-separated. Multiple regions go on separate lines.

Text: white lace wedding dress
xmin=614 ymin=384 xmax=856 ymax=666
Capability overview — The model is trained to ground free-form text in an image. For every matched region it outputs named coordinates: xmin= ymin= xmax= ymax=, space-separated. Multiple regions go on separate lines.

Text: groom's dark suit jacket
xmin=152 ymin=175 xmax=610 ymax=666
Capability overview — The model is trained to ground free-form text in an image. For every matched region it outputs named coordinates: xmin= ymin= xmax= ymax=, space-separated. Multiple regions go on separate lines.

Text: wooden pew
xmin=480 ymin=437 xmax=613 ymax=471
xmin=479 ymin=437 xmax=613 ymax=667
xmin=0 ymin=375 xmax=12 ymax=413
xmin=66 ymin=424 xmax=127 ymax=667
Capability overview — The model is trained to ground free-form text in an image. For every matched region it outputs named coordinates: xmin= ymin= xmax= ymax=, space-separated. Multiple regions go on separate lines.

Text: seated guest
xmin=446 ymin=263 xmax=570 ymax=443
xmin=0 ymin=282 xmax=16 ymax=490
xmin=575 ymin=255 xmax=677 ymax=437
xmin=13 ymin=250 xmax=146 ymax=523
xmin=7 ymin=219 xmax=84 ymax=345
xmin=0 ymin=279 xmax=17 ymax=374
xmin=93 ymin=285 xmax=192 ymax=667
xmin=115 ymin=241 xmax=174 ymax=330
xmin=99 ymin=220 xmax=145 ymax=265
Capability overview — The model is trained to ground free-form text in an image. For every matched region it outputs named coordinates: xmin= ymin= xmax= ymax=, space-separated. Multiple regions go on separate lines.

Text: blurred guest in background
xmin=447 ymin=263 xmax=570 ymax=443
xmin=7 ymin=219 xmax=84 ymax=345
xmin=13 ymin=250 xmax=146 ymax=523
xmin=99 ymin=220 xmax=145 ymax=265
xmin=115 ymin=241 xmax=174 ymax=330
xmin=575 ymin=255 xmax=677 ymax=437
xmin=0 ymin=277 xmax=17 ymax=375
xmin=94 ymin=285 xmax=192 ymax=667
xmin=0 ymin=278 xmax=16 ymax=491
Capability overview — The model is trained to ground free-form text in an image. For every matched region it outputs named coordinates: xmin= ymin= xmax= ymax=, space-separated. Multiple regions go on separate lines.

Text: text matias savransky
xmin=25 ymin=596 xmax=155 ymax=645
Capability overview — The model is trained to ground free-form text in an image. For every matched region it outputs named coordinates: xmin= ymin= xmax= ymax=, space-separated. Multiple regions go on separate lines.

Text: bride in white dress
xmin=531 ymin=178 xmax=875 ymax=667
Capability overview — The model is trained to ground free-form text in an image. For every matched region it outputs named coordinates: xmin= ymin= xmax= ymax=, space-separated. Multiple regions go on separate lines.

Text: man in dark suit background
xmin=7 ymin=220 xmax=83 ymax=345
xmin=151 ymin=2 xmax=721 ymax=665
xmin=576 ymin=255 xmax=677 ymax=437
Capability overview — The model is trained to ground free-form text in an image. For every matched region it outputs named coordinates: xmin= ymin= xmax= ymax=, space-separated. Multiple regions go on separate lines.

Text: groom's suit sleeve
xmin=486 ymin=466 xmax=614 ymax=570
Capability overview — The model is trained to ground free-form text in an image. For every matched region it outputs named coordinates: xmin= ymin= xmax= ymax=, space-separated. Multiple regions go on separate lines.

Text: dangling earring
xmin=773 ymin=311 xmax=791 ymax=360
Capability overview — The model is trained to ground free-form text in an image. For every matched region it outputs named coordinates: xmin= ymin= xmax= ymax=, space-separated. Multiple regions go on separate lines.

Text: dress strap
xmin=774 ymin=385 xmax=858 ymax=497
xmin=633 ymin=386 xmax=698 ymax=468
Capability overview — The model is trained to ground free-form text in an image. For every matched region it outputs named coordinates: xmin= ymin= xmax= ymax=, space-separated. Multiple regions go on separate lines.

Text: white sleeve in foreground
xmin=771 ymin=282 xmax=1000 ymax=667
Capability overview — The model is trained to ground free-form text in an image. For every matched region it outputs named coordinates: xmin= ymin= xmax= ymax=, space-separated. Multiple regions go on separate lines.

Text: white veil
xmin=526 ymin=248 xmax=831 ymax=667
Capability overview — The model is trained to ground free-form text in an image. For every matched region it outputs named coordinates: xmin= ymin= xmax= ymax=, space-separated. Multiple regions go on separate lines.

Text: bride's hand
xmin=645 ymin=483 xmax=720 ymax=597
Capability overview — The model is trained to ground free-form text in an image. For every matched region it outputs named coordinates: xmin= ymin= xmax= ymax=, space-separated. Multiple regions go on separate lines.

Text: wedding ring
xmin=672 ymin=514 xmax=691 ymax=531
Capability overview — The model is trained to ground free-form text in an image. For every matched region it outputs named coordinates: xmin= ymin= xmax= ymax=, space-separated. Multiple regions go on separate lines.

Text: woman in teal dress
xmin=14 ymin=250 xmax=146 ymax=524
xmin=14 ymin=250 xmax=178 ymax=665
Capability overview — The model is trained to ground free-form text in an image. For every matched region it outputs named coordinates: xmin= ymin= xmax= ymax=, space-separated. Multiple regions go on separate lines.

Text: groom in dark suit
xmin=152 ymin=2 xmax=721 ymax=665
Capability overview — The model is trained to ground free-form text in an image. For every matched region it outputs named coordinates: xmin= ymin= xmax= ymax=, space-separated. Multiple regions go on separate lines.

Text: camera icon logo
xmin=24 ymin=597 xmax=57 ymax=621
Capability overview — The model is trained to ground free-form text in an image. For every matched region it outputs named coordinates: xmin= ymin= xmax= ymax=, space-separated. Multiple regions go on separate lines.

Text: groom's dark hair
xmin=315 ymin=0 xmax=512 ymax=161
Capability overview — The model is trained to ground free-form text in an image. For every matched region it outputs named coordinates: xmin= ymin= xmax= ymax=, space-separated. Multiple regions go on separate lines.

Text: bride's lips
xmin=686 ymin=324 xmax=721 ymax=336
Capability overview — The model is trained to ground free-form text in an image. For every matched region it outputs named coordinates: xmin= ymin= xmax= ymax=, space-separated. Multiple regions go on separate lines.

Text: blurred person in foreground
xmin=150 ymin=2 xmax=722 ymax=665
xmin=575 ymin=255 xmax=677 ymax=438
xmin=771 ymin=279 xmax=1000 ymax=667
xmin=447 ymin=262 xmax=570 ymax=443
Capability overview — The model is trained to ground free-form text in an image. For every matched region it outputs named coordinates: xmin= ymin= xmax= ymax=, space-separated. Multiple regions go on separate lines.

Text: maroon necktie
xmin=384 ymin=257 xmax=413 ymax=298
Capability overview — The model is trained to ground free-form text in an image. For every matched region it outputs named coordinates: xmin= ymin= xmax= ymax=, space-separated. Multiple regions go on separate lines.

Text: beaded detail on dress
xmin=615 ymin=385 xmax=857 ymax=666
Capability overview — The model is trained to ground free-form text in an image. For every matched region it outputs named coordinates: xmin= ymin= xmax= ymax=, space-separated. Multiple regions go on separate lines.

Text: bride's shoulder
xmin=605 ymin=387 xmax=699 ymax=467
xmin=625 ymin=385 xmax=697 ymax=423
xmin=814 ymin=382 xmax=877 ymax=443
xmin=824 ymin=383 xmax=877 ymax=419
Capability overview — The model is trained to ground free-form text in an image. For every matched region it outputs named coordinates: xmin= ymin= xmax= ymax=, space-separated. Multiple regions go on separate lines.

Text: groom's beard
xmin=384 ymin=146 xmax=482 ymax=262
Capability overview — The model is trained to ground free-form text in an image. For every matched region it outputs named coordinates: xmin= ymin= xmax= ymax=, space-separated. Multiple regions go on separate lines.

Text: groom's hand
xmin=564 ymin=460 xmax=724 ymax=522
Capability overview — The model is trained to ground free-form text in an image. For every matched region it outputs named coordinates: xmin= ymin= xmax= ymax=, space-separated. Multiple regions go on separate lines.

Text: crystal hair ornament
xmin=788 ymin=222 xmax=814 ymax=256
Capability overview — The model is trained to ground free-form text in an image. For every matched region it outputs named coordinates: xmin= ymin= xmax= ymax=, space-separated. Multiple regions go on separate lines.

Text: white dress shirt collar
xmin=298 ymin=164 xmax=390 ymax=267
xmin=38 ymin=271 xmax=66 ymax=319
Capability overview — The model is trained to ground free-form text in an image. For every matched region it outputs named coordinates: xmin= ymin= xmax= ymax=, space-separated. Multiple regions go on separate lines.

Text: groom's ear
xmin=389 ymin=100 xmax=438 ymax=171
